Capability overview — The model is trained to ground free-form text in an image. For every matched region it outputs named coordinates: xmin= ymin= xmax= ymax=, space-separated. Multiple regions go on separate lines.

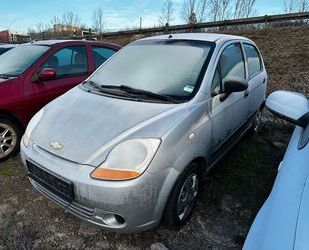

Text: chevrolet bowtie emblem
xmin=50 ymin=141 xmax=63 ymax=150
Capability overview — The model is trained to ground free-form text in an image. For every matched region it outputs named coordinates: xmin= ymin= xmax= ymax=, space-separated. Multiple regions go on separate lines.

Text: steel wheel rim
xmin=0 ymin=123 xmax=17 ymax=158
xmin=177 ymin=173 xmax=199 ymax=221
xmin=254 ymin=111 xmax=262 ymax=133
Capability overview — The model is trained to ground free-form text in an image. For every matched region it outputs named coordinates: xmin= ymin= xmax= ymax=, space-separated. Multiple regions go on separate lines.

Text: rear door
xmin=24 ymin=45 xmax=90 ymax=119
xmin=243 ymin=43 xmax=267 ymax=117
xmin=210 ymin=42 xmax=249 ymax=154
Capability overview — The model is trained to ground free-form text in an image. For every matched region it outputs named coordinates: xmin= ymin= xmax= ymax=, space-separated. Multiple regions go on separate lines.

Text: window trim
xmin=243 ymin=42 xmax=263 ymax=80
xmin=39 ymin=45 xmax=89 ymax=81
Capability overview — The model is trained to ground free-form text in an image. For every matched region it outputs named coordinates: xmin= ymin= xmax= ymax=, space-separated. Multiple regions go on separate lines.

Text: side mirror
xmin=37 ymin=68 xmax=57 ymax=82
xmin=223 ymin=77 xmax=248 ymax=93
xmin=266 ymin=90 xmax=309 ymax=128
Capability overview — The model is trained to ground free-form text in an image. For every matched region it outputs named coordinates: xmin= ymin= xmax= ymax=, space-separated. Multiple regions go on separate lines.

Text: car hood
xmin=31 ymin=87 xmax=187 ymax=166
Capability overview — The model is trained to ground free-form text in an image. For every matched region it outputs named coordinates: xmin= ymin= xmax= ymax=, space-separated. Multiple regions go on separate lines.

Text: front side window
xmin=211 ymin=43 xmax=245 ymax=95
xmin=244 ymin=43 xmax=262 ymax=78
xmin=89 ymin=40 xmax=214 ymax=101
xmin=220 ymin=43 xmax=245 ymax=81
xmin=42 ymin=46 xmax=88 ymax=78
xmin=91 ymin=46 xmax=116 ymax=69
xmin=0 ymin=45 xmax=49 ymax=78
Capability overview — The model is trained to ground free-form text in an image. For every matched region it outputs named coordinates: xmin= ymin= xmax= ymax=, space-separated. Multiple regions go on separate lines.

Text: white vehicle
xmin=244 ymin=91 xmax=309 ymax=250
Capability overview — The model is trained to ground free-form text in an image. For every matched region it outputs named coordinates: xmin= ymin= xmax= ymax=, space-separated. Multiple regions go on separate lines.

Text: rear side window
xmin=220 ymin=43 xmax=245 ymax=81
xmin=244 ymin=43 xmax=262 ymax=78
xmin=91 ymin=46 xmax=116 ymax=69
xmin=42 ymin=46 xmax=88 ymax=78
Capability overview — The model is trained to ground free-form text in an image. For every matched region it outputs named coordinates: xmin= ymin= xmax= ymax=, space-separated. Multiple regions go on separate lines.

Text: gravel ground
xmin=0 ymin=119 xmax=291 ymax=250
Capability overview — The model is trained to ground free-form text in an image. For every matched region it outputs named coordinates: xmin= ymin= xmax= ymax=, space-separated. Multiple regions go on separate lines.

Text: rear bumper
xmin=21 ymin=142 xmax=179 ymax=233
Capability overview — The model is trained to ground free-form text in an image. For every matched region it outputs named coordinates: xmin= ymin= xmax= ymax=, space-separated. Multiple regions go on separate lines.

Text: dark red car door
xmin=24 ymin=44 xmax=91 ymax=120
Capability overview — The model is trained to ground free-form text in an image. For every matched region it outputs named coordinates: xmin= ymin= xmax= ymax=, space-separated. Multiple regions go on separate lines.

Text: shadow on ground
xmin=0 ymin=120 xmax=292 ymax=250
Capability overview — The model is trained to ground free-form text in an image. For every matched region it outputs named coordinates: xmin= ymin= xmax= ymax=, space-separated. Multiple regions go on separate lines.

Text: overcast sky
xmin=0 ymin=0 xmax=284 ymax=32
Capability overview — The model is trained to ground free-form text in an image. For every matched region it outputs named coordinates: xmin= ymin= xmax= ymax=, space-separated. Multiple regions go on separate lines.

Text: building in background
xmin=0 ymin=30 xmax=30 ymax=43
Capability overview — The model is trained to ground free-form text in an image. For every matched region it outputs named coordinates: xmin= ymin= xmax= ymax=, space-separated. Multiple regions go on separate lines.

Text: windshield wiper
xmin=100 ymin=84 xmax=178 ymax=104
xmin=84 ymin=80 xmax=132 ymax=97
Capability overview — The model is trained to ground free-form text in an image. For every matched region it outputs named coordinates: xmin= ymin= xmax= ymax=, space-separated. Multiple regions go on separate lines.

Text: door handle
xmin=263 ymin=78 xmax=266 ymax=84
xmin=244 ymin=90 xmax=249 ymax=98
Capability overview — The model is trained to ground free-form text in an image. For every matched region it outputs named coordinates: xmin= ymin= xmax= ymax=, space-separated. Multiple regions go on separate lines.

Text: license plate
xmin=27 ymin=161 xmax=74 ymax=202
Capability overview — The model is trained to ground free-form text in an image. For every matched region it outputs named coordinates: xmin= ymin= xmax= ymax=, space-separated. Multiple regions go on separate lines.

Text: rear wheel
xmin=163 ymin=163 xmax=202 ymax=228
xmin=0 ymin=117 xmax=22 ymax=162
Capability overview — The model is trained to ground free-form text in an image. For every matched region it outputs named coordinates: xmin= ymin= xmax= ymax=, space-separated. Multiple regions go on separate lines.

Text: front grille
xmin=30 ymin=178 xmax=94 ymax=220
xmin=27 ymin=161 xmax=74 ymax=202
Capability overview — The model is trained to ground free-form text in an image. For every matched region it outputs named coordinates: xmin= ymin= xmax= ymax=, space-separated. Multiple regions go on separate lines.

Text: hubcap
xmin=177 ymin=173 xmax=199 ymax=221
xmin=0 ymin=123 xmax=17 ymax=159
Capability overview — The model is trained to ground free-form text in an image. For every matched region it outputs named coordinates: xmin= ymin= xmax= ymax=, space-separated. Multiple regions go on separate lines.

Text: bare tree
xmin=36 ymin=22 xmax=46 ymax=34
xmin=299 ymin=0 xmax=309 ymax=11
xmin=234 ymin=0 xmax=257 ymax=18
xmin=62 ymin=11 xmax=81 ymax=28
xmin=50 ymin=16 xmax=62 ymax=32
xmin=181 ymin=0 xmax=197 ymax=23
xmin=198 ymin=0 xmax=208 ymax=22
xmin=284 ymin=0 xmax=308 ymax=13
xmin=92 ymin=7 xmax=105 ymax=34
xmin=181 ymin=0 xmax=208 ymax=23
xmin=159 ymin=0 xmax=175 ymax=25
xmin=284 ymin=0 xmax=298 ymax=13
xmin=207 ymin=0 xmax=233 ymax=21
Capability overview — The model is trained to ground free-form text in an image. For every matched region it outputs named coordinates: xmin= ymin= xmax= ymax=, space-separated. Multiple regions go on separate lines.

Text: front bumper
xmin=21 ymin=142 xmax=179 ymax=233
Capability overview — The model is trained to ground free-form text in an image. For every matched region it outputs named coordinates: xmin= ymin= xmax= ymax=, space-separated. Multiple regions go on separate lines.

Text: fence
xmin=97 ymin=12 xmax=309 ymax=40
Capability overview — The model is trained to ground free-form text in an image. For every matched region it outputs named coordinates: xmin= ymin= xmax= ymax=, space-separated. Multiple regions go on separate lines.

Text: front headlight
xmin=22 ymin=109 xmax=44 ymax=147
xmin=91 ymin=138 xmax=161 ymax=181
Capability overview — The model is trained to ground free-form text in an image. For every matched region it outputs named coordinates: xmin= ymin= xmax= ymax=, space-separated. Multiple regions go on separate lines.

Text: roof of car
xmin=0 ymin=44 xmax=16 ymax=48
xmin=25 ymin=40 xmax=121 ymax=48
xmin=141 ymin=33 xmax=251 ymax=44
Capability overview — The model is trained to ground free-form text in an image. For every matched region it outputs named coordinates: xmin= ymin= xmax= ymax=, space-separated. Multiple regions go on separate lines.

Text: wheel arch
xmin=0 ymin=109 xmax=25 ymax=132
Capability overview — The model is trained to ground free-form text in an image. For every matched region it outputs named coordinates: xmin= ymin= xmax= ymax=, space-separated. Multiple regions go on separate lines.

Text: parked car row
xmin=0 ymin=40 xmax=121 ymax=161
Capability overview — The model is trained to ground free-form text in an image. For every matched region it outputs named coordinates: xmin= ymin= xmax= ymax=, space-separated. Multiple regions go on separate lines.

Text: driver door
xmin=209 ymin=42 xmax=249 ymax=158
xmin=24 ymin=45 xmax=90 ymax=120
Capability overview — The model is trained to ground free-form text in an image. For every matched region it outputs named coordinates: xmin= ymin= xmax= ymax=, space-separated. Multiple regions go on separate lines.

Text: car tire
xmin=0 ymin=116 xmax=22 ymax=162
xmin=163 ymin=162 xmax=202 ymax=229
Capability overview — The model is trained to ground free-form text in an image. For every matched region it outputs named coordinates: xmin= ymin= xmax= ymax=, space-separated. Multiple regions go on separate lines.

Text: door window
xmin=211 ymin=43 xmax=245 ymax=95
xmin=91 ymin=46 xmax=116 ymax=69
xmin=220 ymin=43 xmax=245 ymax=81
xmin=244 ymin=43 xmax=262 ymax=78
xmin=42 ymin=46 xmax=88 ymax=78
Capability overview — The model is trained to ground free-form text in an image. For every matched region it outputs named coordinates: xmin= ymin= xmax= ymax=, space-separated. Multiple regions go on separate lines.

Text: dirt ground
xmin=0 ymin=117 xmax=292 ymax=250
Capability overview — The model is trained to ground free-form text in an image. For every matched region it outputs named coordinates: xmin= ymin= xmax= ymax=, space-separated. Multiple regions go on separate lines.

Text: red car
xmin=0 ymin=40 xmax=121 ymax=161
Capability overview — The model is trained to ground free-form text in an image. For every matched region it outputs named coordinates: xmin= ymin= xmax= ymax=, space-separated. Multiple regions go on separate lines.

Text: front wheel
xmin=163 ymin=163 xmax=202 ymax=228
xmin=0 ymin=117 xmax=22 ymax=162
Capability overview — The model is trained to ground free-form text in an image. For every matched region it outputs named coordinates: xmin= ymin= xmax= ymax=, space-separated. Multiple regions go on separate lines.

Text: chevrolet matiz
xmin=21 ymin=33 xmax=267 ymax=232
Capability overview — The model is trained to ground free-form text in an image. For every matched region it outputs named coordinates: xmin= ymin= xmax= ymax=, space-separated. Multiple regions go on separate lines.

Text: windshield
xmin=0 ymin=45 xmax=49 ymax=77
xmin=89 ymin=40 xmax=214 ymax=101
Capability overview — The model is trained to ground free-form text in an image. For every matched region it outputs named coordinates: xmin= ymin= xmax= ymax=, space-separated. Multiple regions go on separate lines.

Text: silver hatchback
xmin=21 ymin=33 xmax=267 ymax=232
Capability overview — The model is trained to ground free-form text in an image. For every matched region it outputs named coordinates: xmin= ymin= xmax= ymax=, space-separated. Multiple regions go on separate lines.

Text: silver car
xmin=21 ymin=33 xmax=267 ymax=232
